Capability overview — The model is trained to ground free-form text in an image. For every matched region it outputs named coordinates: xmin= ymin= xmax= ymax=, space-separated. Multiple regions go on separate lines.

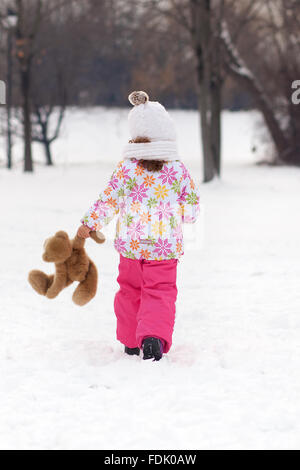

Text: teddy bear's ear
xmin=43 ymin=232 xmax=72 ymax=263
xmin=55 ymin=231 xmax=69 ymax=241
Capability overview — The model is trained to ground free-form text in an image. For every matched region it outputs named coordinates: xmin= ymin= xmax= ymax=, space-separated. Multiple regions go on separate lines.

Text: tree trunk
xmin=197 ymin=83 xmax=215 ymax=182
xmin=191 ymin=0 xmax=216 ymax=183
xmin=210 ymin=19 xmax=223 ymax=177
xmin=210 ymin=72 xmax=222 ymax=176
xmin=44 ymin=140 xmax=53 ymax=166
xmin=21 ymin=67 xmax=33 ymax=172
xmin=6 ymin=29 xmax=13 ymax=170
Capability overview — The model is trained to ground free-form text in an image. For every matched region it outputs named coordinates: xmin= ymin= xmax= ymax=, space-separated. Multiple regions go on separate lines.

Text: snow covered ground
xmin=1 ymin=108 xmax=300 ymax=450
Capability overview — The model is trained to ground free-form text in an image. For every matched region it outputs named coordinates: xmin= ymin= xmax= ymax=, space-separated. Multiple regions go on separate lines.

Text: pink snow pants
xmin=114 ymin=255 xmax=178 ymax=353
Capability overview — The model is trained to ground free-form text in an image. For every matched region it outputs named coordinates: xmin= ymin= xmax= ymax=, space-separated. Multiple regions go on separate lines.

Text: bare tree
xmin=148 ymin=0 xmax=225 ymax=182
xmin=221 ymin=0 xmax=300 ymax=165
xmin=14 ymin=0 xmax=78 ymax=172
xmin=190 ymin=0 xmax=217 ymax=182
xmin=0 ymin=3 xmax=18 ymax=169
xmin=32 ymin=99 xmax=66 ymax=166
xmin=15 ymin=0 xmax=42 ymax=172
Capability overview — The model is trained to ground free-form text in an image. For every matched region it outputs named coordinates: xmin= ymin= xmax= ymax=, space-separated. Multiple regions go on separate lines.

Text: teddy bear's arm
xmin=46 ymin=262 xmax=69 ymax=299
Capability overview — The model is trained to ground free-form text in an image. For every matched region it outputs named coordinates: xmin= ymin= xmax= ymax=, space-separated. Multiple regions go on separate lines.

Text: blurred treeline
xmin=0 ymin=0 xmax=299 ymax=177
xmin=0 ymin=0 xmax=250 ymax=110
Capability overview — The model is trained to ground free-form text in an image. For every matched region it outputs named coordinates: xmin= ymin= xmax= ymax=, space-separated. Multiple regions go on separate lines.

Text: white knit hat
xmin=123 ymin=91 xmax=180 ymax=161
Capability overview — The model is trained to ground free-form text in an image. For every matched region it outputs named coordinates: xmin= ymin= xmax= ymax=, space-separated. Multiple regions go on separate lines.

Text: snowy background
xmin=1 ymin=108 xmax=300 ymax=450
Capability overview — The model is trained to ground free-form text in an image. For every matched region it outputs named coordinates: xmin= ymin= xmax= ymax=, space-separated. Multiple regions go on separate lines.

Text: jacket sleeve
xmin=178 ymin=163 xmax=200 ymax=224
xmin=81 ymin=161 xmax=124 ymax=231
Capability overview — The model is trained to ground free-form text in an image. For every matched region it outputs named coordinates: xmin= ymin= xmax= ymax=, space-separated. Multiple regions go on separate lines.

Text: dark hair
xmin=129 ymin=136 xmax=166 ymax=172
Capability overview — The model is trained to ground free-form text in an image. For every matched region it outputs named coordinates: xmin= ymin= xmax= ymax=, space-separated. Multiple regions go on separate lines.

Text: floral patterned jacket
xmin=81 ymin=158 xmax=200 ymax=260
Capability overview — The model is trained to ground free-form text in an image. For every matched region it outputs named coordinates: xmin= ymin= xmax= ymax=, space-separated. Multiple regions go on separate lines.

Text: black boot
xmin=142 ymin=337 xmax=163 ymax=361
xmin=124 ymin=346 xmax=140 ymax=356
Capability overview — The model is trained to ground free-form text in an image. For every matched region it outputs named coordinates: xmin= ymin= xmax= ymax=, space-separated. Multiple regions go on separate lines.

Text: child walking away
xmin=77 ymin=91 xmax=200 ymax=361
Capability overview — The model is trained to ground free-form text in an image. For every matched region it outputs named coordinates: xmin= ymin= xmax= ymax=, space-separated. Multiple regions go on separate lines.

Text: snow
xmin=221 ymin=21 xmax=255 ymax=80
xmin=1 ymin=108 xmax=300 ymax=450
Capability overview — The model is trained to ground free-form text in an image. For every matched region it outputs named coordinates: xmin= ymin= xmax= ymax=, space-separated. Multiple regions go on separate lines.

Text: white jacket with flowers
xmin=81 ymin=158 xmax=200 ymax=260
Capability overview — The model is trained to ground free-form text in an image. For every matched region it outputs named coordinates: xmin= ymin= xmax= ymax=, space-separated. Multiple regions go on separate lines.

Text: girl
xmin=77 ymin=91 xmax=200 ymax=361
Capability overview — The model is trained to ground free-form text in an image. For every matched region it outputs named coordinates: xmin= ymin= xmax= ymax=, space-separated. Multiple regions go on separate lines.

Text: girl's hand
xmin=77 ymin=225 xmax=91 ymax=239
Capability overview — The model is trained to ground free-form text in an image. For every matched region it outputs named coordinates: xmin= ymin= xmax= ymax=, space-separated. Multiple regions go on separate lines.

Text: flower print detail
xmin=91 ymin=211 xmax=99 ymax=220
xmin=154 ymin=201 xmax=173 ymax=220
xmin=171 ymin=180 xmax=180 ymax=194
xmin=127 ymin=220 xmax=145 ymax=239
xmin=93 ymin=200 xmax=108 ymax=217
xmin=183 ymin=215 xmax=195 ymax=223
xmin=109 ymin=174 xmax=119 ymax=190
xmin=158 ymin=166 xmax=178 ymax=185
xmin=81 ymin=159 xmax=200 ymax=260
xmin=154 ymin=184 xmax=169 ymax=200
xmin=104 ymin=186 xmax=112 ymax=196
xmin=140 ymin=211 xmax=151 ymax=224
xmin=118 ymin=187 xmax=125 ymax=197
xmin=147 ymin=197 xmax=158 ymax=209
xmin=139 ymin=249 xmax=151 ymax=260
xmin=173 ymin=224 xmax=183 ymax=241
xmin=126 ymin=177 xmax=137 ymax=190
xmin=130 ymin=239 xmax=140 ymax=251
xmin=125 ymin=214 xmax=134 ymax=226
xmin=114 ymin=237 xmax=126 ymax=253
xmin=180 ymin=162 xmax=189 ymax=180
xmin=177 ymin=205 xmax=184 ymax=217
xmin=153 ymin=238 xmax=173 ymax=257
xmin=106 ymin=197 xmax=118 ymax=209
xmin=130 ymin=183 xmax=148 ymax=203
xmin=135 ymin=164 xmax=145 ymax=176
xmin=151 ymin=220 xmax=166 ymax=237
xmin=186 ymin=192 xmax=199 ymax=205
xmin=121 ymin=165 xmax=131 ymax=182
xmin=177 ymin=185 xmax=188 ymax=203
xmin=169 ymin=215 xmax=177 ymax=229
xmin=119 ymin=200 xmax=126 ymax=216
xmin=143 ymin=174 xmax=155 ymax=187
xmin=131 ymin=201 xmax=141 ymax=213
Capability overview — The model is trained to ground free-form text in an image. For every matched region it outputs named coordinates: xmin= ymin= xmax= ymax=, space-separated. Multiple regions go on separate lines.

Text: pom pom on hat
xmin=128 ymin=91 xmax=149 ymax=106
xmin=127 ymin=90 xmax=176 ymax=143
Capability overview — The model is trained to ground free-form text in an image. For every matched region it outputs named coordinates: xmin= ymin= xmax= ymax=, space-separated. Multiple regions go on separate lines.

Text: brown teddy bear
xmin=28 ymin=230 xmax=105 ymax=306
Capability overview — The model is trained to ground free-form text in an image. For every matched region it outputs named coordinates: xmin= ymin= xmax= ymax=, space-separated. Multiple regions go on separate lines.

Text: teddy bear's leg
xmin=46 ymin=263 xmax=69 ymax=299
xmin=28 ymin=270 xmax=54 ymax=296
xmin=72 ymin=260 xmax=98 ymax=306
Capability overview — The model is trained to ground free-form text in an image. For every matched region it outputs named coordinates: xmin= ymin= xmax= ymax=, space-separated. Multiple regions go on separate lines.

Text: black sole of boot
xmin=124 ymin=346 xmax=140 ymax=356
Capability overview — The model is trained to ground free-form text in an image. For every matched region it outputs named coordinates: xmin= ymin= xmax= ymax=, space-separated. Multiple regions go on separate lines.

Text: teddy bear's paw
xmin=45 ymin=287 xmax=60 ymax=299
xmin=28 ymin=270 xmax=52 ymax=296
xmin=72 ymin=261 xmax=97 ymax=306
xmin=72 ymin=287 xmax=93 ymax=306
xmin=72 ymin=291 xmax=91 ymax=306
